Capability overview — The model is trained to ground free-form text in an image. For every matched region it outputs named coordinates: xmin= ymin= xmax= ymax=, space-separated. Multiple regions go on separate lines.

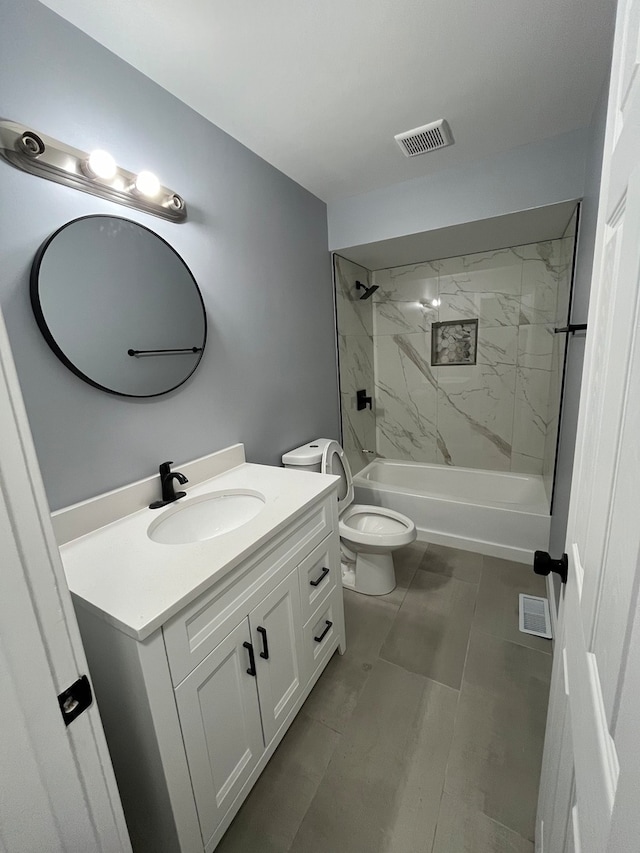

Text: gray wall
xmin=0 ymin=0 xmax=339 ymax=510
xmin=548 ymin=74 xmax=611 ymax=558
xmin=327 ymin=129 xmax=588 ymax=252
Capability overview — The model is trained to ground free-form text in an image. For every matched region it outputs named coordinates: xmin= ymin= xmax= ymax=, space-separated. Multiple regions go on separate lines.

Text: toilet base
xmin=341 ymin=552 xmax=396 ymax=596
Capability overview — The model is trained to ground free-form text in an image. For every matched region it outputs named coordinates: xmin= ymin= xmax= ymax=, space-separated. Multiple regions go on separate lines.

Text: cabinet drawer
xmin=164 ymin=497 xmax=333 ymax=685
xmin=297 ymin=535 xmax=339 ymax=623
xmin=303 ymin=596 xmax=340 ymax=679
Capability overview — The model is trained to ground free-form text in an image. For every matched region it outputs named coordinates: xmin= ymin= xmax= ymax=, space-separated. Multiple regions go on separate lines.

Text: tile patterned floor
xmin=217 ymin=542 xmax=552 ymax=853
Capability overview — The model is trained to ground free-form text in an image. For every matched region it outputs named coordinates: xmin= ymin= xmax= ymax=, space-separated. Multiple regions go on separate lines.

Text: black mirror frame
xmin=30 ymin=214 xmax=207 ymax=398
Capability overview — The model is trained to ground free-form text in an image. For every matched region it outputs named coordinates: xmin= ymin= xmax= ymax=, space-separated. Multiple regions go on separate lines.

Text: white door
xmin=537 ymin=0 xmax=640 ymax=849
xmin=0 ymin=310 xmax=131 ymax=851
xmin=175 ymin=617 xmax=265 ymax=845
xmin=249 ymin=567 xmax=306 ymax=744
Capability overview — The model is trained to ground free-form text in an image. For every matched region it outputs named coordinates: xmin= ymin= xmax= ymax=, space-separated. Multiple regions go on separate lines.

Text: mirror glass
xmin=31 ymin=215 xmax=206 ymax=397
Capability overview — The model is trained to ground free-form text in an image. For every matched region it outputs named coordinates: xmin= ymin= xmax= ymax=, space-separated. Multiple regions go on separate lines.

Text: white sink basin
xmin=148 ymin=490 xmax=266 ymax=545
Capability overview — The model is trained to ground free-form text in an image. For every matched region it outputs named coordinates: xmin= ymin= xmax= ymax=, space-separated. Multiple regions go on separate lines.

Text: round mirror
xmin=30 ymin=215 xmax=207 ymax=397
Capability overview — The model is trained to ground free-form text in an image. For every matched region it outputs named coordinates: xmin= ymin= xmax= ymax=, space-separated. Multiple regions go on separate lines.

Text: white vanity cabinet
xmin=66 ymin=470 xmax=345 ymax=853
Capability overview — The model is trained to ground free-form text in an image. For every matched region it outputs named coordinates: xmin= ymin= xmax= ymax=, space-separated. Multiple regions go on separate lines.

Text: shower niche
xmin=431 ymin=319 xmax=478 ymax=366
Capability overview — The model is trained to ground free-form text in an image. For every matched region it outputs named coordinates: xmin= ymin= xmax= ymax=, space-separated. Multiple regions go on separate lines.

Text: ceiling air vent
xmin=394 ymin=119 xmax=454 ymax=158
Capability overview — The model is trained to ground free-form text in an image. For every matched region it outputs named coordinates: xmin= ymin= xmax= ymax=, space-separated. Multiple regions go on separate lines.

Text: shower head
xmin=355 ymin=281 xmax=379 ymax=301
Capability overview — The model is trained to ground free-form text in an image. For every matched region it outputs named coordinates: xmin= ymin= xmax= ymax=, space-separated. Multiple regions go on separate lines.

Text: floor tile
xmin=418 ymin=543 xmax=483 ymax=584
xmin=444 ymin=631 xmax=552 ymax=841
xmin=475 ymin=555 xmax=552 ymax=653
xmin=290 ymin=659 xmax=458 ymax=853
xmin=216 ymin=713 xmax=340 ymax=853
xmin=380 ymin=570 xmax=478 ymax=689
xmin=301 ymin=590 xmax=398 ymax=733
xmin=432 ymin=793 xmax=534 ymax=853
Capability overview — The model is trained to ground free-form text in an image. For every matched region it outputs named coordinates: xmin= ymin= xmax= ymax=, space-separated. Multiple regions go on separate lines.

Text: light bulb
xmin=86 ymin=149 xmax=117 ymax=180
xmin=431 ymin=298 xmax=441 ymax=308
xmin=135 ymin=170 xmax=161 ymax=198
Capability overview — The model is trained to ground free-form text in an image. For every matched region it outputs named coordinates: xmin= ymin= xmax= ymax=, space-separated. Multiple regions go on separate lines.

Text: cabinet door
xmin=175 ymin=617 xmax=264 ymax=846
xmin=250 ymin=568 xmax=306 ymax=745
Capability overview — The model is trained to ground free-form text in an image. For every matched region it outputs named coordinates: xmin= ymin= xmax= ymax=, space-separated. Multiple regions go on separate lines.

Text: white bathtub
xmin=353 ymin=459 xmax=550 ymax=564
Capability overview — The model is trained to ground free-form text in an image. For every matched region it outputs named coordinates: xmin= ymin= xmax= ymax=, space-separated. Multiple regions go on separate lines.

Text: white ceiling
xmin=39 ymin=0 xmax=615 ymax=203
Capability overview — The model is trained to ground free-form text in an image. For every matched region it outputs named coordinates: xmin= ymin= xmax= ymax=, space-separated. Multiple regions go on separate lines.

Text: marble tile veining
xmin=374 ymin=261 xmax=440 ymax=304
xmin=374 ymin=299 xmax=435 ymax=336
xmin=512 ymin=366 xmax=551 ymax=460
xmin=338 ymin=334 xmax=375 ymax=397
xmin=374 ymin=332 xmax=438 ymax=461
xmin=517 ymin=324 xmax=554 ymax=371
xmin=438 ymin=288 xmax=521 ymax=328
xmin=436 ymin=363 xmax=515 ymax=469
xmin=511 ymin=452 xmax=543 ymax=475
xmin=520 ymin=255 xmax=561 ymax=326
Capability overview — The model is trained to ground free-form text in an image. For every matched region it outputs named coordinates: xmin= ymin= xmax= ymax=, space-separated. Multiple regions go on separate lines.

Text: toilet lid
xmin=321 ymin=441 xmax=354 ymax=514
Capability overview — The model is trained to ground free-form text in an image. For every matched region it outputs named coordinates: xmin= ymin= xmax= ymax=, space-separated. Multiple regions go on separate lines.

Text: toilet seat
xmin=339 ymin=504 xmax=416 ymax=550
xmin=320 ymin=440 xmax=354 ymax=512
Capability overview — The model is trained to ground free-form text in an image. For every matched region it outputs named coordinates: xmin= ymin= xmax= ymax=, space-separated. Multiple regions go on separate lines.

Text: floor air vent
xmin=519 ymin=594 xmax=552 ymax=640
xmin=394 ymin=119 xmax=454 ymax=157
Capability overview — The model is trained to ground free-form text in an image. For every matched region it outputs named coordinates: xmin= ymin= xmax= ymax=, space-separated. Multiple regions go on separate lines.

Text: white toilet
xmin=282 ymin=439 xmax=416 ymax=595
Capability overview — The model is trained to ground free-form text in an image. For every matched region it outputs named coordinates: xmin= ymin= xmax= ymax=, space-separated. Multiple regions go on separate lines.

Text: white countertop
xmin=59 ymin=458 xmax=338 ymax=641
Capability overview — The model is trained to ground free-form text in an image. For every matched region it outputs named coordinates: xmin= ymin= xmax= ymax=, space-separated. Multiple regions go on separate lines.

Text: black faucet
xmin=149 ymin=461 xmax=188 ymax=509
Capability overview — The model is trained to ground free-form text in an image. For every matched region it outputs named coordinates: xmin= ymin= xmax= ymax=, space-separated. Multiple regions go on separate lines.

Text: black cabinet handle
xmin=314 ymin=620 xmax=333 ymax=643
xmin=243 ymin=641 xmax=256 ymax=676
xmin=257 ymin=626 xmax=269 ymax=660
xmin=310 ymin=567 xmax=330 ymax=587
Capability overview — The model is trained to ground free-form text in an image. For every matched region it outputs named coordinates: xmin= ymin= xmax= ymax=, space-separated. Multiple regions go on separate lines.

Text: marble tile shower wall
xmin=372 ymin=241 xmax=573 ymax=475
xmin=334 ymin=255 xmax=375 ymax=475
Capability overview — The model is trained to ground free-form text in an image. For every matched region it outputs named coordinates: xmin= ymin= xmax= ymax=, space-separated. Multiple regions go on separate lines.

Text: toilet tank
xmin=281 ymin=438 xmax=332 ymax=472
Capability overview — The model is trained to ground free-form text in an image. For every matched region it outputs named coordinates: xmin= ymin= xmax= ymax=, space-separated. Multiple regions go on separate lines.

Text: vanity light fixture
xmin=0 ymin=119 xmax=187 ymax=222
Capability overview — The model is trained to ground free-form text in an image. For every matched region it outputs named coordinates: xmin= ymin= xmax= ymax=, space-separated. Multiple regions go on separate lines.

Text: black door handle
xmin=533 ymin=551 xmax=568 ymax=585
xmin=257 ymin=626 xmax=269 ymax=660
xmin=310 ymin=567 xmax=330 ymax=587
xmin=243 ymin=641 xmax=257 ymax=676
xmin=314 ymin=620 xmax=333 ymax=643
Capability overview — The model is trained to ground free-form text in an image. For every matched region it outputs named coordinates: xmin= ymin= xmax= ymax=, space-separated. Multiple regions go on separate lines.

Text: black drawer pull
xmin=310 ymin=567 xmax=330 ymax=587
xmin=257 ymin=626 xmax=269 ymax=660
xmin=314 ymin=620 xmax=333 ymax=643
xmin=243 ymin=641 xmax=256 ymax=676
